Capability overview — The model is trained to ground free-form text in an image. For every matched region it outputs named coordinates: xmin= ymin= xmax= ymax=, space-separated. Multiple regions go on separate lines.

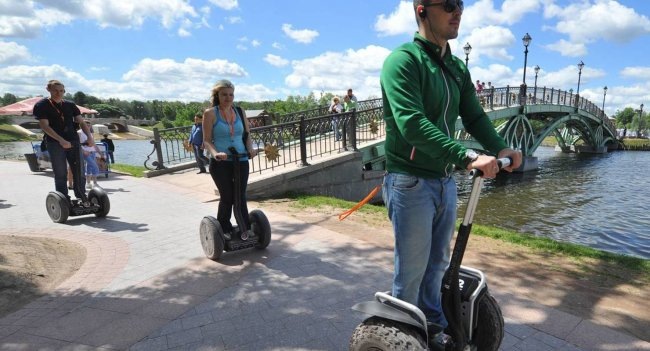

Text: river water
xmin=2 ymin=141 xmax=648 ymax=259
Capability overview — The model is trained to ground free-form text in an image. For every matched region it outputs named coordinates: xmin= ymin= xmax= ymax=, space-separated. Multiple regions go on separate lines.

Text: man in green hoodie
xmin=380 ymin=0 xmax=522 ymax=347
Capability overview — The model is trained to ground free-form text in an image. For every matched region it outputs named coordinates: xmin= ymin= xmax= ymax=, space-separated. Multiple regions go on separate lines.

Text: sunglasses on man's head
xmin=424 ymin=0 xmax=464 ymax=13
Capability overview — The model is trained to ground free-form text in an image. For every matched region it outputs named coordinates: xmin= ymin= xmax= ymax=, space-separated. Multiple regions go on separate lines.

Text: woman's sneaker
xmin=86 ymin=183 xmax=93 ymax=190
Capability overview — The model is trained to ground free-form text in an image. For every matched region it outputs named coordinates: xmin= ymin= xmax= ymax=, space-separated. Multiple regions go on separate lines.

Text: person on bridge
xmin=202 ymin=79 xmax=258 ymax=235
xmin=34 ymin=79 xmax=94 ymax=205
xmin=188 ymin=113 xmax=209 ymax=174
xmin=379 ymin=1 xmax=522 ymax=348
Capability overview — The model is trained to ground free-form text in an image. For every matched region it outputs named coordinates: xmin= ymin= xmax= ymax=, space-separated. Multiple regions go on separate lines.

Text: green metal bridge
xmin=360 ymin=85 xmax=618 ymax=172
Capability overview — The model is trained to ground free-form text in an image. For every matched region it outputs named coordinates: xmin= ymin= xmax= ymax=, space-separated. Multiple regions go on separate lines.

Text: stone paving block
xmin=531 ymin=330 xmax=571 ymax=349
xmin=0 ymin=331 xmax=68 ymax=350
xmin=150 ymin=320 xmax=184 ymax=338
xmin=504 ymin=321 xmax=538 ymax=340
xmin=58 ymin=343 xmax=115 ymax=351
xmin=199 ymin=319 xmax=241 ymax=341
xmin=24 ymin=307 xmax=124 ymax=342
xmin=165 ymin=327 xmax=203 ymax=349
xmin=180 ymin=312 xmax=214 ymax=330
xmin=204 ymin=307 xmax=241 ymax=323
xmin=565 ymin=319 xmax=650 ymax=351
xmin=76 ymin=313 xmax=168 ymax=349
xmin=134 ymin=292 xmax=206 ymax=320
xmin=512 ymin=336 xmax=558 ymax=351
xmin=129 ymin=335 xmax=168 ymax=351
xmin=500 ymin=331 xmax=520 ymax=350
xmin=0 ymin=326 xmax=20 ymax=339
xmin=86 ymin=295 xmax=150 ymax=314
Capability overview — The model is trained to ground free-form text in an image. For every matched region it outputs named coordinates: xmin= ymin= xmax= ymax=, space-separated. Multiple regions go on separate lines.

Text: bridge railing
xmin=145 ymin=106 xmax=386 ymax=172
xmin=478 ymin=86 xmax=616 ymax=132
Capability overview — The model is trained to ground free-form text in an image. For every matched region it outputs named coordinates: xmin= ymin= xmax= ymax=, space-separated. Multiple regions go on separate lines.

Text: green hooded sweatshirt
xmin=380 ymin=32 xmax=508 ymax=178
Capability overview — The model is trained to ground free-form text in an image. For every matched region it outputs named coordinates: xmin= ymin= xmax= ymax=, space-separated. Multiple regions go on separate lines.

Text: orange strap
xmin=338 ymin=184 xmax=382 ymax=221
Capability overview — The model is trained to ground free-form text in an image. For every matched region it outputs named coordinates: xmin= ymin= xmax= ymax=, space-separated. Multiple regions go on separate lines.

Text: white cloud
xmin=284 ymin=45 xmax=391 ymax=98
xmin=122 ymin=57 xmax=247 ymax=83
xmin=546 ymin=1 xmax=650 ymax=44
xmin=264 ymin=54 xmax=289 ymax=67
xmin=226 ymin=16 xmax=242 ymax=24
xmin=458 ymin=26 xmax=515 ymax=63
xmin=0 ymin=56 xmax=255 ymax=102
xmin=621 ymin=66 xmax=650 ymax=81
xmin=0 ymin=0 xmax=201 ymax=38
xmin=543 ymin=39 xmax=587 ymax=58
xmin=462 ymin=0 xmax=542 ymax=32
xmin=0 ymin=41 xmax=31 ymax=65
xmin=251 ymin=40 xmax=261 ymax=47
xmin=208 ymin=0 xmax=238 ymax=11
xmin=281 ymin=24 xmax=319 ymax=44
xmin=235 ymin=83 xmax=277 ymax=102
xmin=272 ymin=42 xmax=283 ymax=50
xmin=374 ymin=1 xmax=415 ymax=37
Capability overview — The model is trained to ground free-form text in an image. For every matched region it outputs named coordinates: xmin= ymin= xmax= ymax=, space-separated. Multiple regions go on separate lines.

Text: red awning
xmin=0 ymin=97 xmax=98 ymax=116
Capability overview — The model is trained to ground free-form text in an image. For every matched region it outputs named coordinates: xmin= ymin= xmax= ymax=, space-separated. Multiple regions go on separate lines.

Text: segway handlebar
xmin=227 ymin=146 xmax=250 ymax=160
xmin=469 ymin=157 xmax=512 ymax=178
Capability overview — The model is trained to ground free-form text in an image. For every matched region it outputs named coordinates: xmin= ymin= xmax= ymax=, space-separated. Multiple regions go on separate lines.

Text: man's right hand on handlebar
xmin=467 ymin=155 xmax=500 ymax=179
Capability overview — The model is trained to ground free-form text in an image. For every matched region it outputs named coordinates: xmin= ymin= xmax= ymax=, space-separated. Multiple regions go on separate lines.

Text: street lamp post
xmin=601 ymin=86 xmax=607 ymax=120
xmin=463 ymin=42 xmax=472 ymax=67
xmin=576 ymin=60 xmax=585 ymax=106
xmin=533 ymin=65 xmax=540 ymax=103
xmin=521 ymin=33 xmax=532 ymax=105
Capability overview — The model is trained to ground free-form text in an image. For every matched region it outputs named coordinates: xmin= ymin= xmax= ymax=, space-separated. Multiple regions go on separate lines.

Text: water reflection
xmin=457 ymin=147 xmax=650 ymax=259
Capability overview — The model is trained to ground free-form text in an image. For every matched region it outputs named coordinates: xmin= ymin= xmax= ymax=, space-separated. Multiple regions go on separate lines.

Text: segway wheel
xmin=249 ymin=209 xmax=271 ymax=250
xmin=46 ymin=191 xmax=69 ymax=223
xmin=472 ymin=292 xmax=504 ymax=351
xmin=88 ymin=188 xmax=110 ymax=217
xmin=200 ymin=216 xmax=225 ymax=261
xmin=349 ymin=316 xmax=426 ymax=351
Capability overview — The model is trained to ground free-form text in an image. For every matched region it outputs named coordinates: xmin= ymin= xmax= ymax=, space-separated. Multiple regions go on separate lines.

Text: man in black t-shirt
xmin=34 ymin=80 xmax=95 ymax=203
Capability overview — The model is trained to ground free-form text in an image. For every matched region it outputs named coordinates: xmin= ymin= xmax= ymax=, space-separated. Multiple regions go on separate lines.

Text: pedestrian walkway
xmin=0 ymin=160 xmax=648 ymax=351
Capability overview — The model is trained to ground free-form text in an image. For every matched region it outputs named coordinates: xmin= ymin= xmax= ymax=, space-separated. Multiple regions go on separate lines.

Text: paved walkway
xmin=0 ymin=159 xmax=648 ymax=351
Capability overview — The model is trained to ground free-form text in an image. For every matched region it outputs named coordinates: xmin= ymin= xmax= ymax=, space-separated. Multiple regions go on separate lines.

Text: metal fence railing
xmin=144 ymin=105 xmax=385 ymax=172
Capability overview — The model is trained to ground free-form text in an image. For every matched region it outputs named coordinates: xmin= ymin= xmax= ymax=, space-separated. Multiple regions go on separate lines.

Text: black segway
xmin=45 ymin=150 xmax=110 ymax=224
xmin=349 ymin=158 xmax=512 ymax=351
xmin=200 ymin=147 xmax=271 ymax=261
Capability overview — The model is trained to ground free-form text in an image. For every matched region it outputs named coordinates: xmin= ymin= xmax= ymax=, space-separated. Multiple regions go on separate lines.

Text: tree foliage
xmin=1 ymin=89 xmax=341 ymax=126
xmin=1 ymin=93 xmax=18 ymax=106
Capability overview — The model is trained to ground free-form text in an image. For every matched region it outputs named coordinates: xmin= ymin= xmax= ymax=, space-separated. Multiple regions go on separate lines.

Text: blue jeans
xmin=47 ymin=140 xmax=86 ymax=200
xmin=192 ymin=144 xmax=209 ymax=172
xmin=332 ymin=117 xmax=341 ymax=140
xmin=83 ymin=151 xmax=99 ymax=176
xmin=383 ymin=173 xmax=457 ymax=328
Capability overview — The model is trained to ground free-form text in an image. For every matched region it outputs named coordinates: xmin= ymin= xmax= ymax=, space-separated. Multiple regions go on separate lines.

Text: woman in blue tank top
xmin=202 ymin=79 xmax=257 ymax=234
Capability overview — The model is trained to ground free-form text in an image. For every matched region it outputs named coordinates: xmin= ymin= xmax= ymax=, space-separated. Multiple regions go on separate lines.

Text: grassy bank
xmin=111 ymin=164 xmax=147 ymax=177
xmin=623 ymin=138 xmax=650 ymax=148
xmin=283 ymin=192 xmax=649 ymax=274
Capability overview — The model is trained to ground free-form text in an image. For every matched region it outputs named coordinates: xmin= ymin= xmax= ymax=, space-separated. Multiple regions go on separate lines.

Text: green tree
xmin=88 ymin=103 xmax=125 ymax=118
xmin=614 ymin=107 xmax=636 ymax=138
xmin=1 ymin=93 xmax=18 ymax=106
xmin=73 ymin=91 xmax=87 ymax=106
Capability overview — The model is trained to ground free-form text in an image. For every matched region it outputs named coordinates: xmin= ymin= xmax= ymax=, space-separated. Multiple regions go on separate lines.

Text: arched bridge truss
xmin=456 ymin=86 xmax=618 ymax=156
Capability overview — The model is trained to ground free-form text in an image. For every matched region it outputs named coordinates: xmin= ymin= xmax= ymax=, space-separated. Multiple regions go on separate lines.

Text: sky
xmin=0 ymin=0 xmax=649 ymax=117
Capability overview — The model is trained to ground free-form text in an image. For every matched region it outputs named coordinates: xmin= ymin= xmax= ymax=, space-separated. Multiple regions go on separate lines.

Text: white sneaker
xmin=86 ymin=183 xmax=93 ymax=190
xmin=93 ymin=182 xmax=100 ymax=188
